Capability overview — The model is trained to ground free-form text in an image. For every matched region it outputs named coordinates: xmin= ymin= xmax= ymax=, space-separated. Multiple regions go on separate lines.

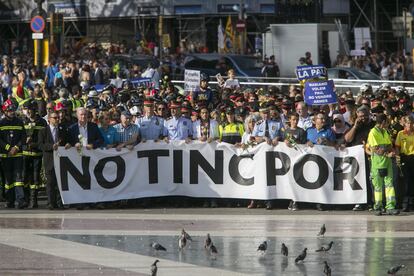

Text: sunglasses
xmin=50 ymin=116 xmax=58 ymax=119
xmin=158 ymin=108 xmax=165 ymax=110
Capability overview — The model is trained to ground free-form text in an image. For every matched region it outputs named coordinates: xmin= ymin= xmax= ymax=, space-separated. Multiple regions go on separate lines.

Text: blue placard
xmin=304 ymin=80 xmax=337 ymax=105
xmin=129 ymin=77 xmax=152 ymax=88
xmin=296 ymin=65 xmax=327 ymax=81
xmin=94 ymin=84 xmax=105 ymax=92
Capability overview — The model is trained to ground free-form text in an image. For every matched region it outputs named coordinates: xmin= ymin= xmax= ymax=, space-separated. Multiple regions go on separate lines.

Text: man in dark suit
xmin=92 ymin=61 xmax=104 ymax=85
xmin=65 ymin=107 xmax=104 ymax=149
xmin=38 ymin=111 xmax=66 ymax=209
xmin=65 ymin=107 xmax=104 ymax=210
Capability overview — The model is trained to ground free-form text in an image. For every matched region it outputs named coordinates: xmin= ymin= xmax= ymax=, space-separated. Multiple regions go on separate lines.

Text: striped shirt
xmin=113 ymin=123 xmax=140 ymax=143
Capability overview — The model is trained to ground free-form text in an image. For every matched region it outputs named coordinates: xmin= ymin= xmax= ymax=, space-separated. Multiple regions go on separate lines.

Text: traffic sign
xmin=30 ymin=15 xmax=45 ymax=33
xmin=236 ymin=20 xmax=246 ymax=32
xmin=32 ymin=33 xmax=44 ymax=40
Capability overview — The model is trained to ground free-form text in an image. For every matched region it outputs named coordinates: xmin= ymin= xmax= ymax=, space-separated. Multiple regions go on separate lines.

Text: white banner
xmin=184 ymin=69 xmax=200 ymax=92
xmin=54 ymin=141 xmax=367 ymax=205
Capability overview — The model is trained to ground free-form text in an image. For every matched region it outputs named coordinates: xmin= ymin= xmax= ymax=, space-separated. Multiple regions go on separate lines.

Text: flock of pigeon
xmin=149 ymin=224 xmax=406 ymax=276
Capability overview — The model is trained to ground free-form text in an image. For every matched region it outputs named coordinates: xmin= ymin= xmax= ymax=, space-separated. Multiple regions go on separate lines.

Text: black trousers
xmin=401 ymin=155 xmax=414 ymax=198
xmin=23 ymin=156 xmax=43 ymax=190
xmin=2 ymin=157 xmax=25 ymax=204
xmin=45 ymin=168 xmax=60 ymax=207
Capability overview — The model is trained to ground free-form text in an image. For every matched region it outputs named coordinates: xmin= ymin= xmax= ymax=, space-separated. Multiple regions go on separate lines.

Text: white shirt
xmin=223 ymin=79 xmax=240 ymax=89
xmin=192 ymin=119 xmax=219 ymax=139
xmin=298 ymin=116 xmax=313 ymax=130
xmin=78 ymin=123 xmax=88 ymax=146
xmin=49 ymin=125 xmax=57 ymax=143
xmin=241 ymin=132 xmax=253 ymax=144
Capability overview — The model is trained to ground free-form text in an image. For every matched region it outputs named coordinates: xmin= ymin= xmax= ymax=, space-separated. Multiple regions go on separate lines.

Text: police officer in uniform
xmin=218 ymin=106 xmax=244 ymax=144
xmin=136 ymin=99 xmax=165 ymax=141
xmin=22 ymin=99 xmax=47 ymax=208
xmin=252 ymin=103 xmax=284 ymax=210
xmin=252 ymin=104 xmax=284 ymax=146
xmin=0 ymin=99 xmax=27 ymax=208
xmin=164 ymin=101 xmax=193 ymax=142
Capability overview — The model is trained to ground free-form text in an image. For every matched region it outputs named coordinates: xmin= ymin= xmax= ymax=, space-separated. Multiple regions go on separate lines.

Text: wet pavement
xmin=0 ymin=208 xmax=413 ymax=275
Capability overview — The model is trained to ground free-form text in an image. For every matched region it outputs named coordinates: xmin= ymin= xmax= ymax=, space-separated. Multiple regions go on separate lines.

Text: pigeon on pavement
xmin=151 ymin=260 xmax=159 ymax=276
xmin=204 ymin=233 xmax=212 ymax=249
xmin=182 ymin=229 xmax=192 ymax=241
xmin=323 ymin=261 xmax=331 ymax=276
xmin=316 ymin=241 xmax=334 ymax=252
xmin=210 ymin=243 xmax=218 ymax=259
xmin=178 ymin=233 xmax=187 ymax=250
xmin=295 ymin=248 xmax=307 ymax=263
xmin=281 ymin=243 xmax=288 ymax=256
xmin=257 ymin=241 xmax=267 ymax=254
xmin=318 ymin=224 xmax=326 ymax=237
xmin=387 ymin=264 xmax=405 ymax=275
xmin=151 ymin=242 xmax=167 ymax=251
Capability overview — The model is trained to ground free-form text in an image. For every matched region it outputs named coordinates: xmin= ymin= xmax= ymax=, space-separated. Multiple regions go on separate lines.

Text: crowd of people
xmin=0 ymin=42 xmax=414 ymax=215
xmin=333 ymin=42 xmax=413 ymax=81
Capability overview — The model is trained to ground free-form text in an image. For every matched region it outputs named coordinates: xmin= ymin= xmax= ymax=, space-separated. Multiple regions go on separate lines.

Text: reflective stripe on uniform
xmin=14 ymin=182 xmax=24 ymax=187
xmin=29 ymin=184 xmax=38 ymax=190
xmin=23 ymin=151 xmax=42 ymax=156
xmin=24 ymin=125 xmax=45 ymax=130
xmin=5 ymin=181 xmax=25 ymax=190
xmin=1 ymin=153 xmax=23 ymax=158
xmin=0 ymin=126 xmax=23 ymax=130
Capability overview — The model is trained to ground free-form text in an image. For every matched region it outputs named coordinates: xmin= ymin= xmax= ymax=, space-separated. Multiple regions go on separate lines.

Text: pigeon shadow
xmin=295 ymin=262 xmax=308 ymax=276
xmin=281 ymin=257 xmax=288 ymax=272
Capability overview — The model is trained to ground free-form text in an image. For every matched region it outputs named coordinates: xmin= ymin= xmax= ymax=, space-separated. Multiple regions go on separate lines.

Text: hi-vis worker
xmin=0 ymin=99 xmax=27 ymax=208
xmin=366 ymin=113 xmax=399 ymax=216
xmin=22 ymin=100 xmax=47 ymax=208
xmin=11 ymin=71 xmax=31 ymax=106
xmin=219 ymin=106 xmax=244 ymax=145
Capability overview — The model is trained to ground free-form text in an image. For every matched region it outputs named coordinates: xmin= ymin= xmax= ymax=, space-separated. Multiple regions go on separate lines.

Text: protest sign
xmin=304 ymin=80 xmax=337 ymax=105
xmin=184 ymin=69 xmax=200 ymax=92
xmin=296 ymin=65 xmax=327 ymax=81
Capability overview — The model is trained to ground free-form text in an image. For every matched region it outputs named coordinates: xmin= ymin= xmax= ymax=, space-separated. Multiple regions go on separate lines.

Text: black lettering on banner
xmin=266 ymin=152 xmax=291 ymax=186
xmin=190 ymin=150 xmax=223 ymax=184
xmin=94 ymin=156 xmax=125 ymax=189
xmin=294 ymin=154 xmax=328 ymax=189
xmin=333 ymin=157 xmax=362 ymax=190
xmin=229 ymin=155 xmax=254 ymax=186
xmin=137 ymin=150 xmax=169 ymax=184
xmin=173 ymin=150 xmax=183 ymax=183
xmin=60 ymin=156 xmax=91 ymax=191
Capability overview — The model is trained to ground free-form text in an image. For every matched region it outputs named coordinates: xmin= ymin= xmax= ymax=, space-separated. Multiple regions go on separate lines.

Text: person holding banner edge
xmin=366 ymin=113 xmax=399 ymax=216
xmin=252 ymin=103 xmax=284 ymax=210
xmin=282 ymin=112 xmax=307 ymax=211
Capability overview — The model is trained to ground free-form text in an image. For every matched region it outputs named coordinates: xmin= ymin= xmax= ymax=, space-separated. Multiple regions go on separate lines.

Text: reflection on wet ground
xmin=0 ymin=216 xmax=411 ymax=234
xmin=46 ymin=234 xmax=414 ymax=275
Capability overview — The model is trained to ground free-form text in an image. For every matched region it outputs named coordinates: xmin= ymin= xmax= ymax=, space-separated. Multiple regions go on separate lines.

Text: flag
xmin=218 ymin=19 xmax=225 ymax=53
xmin=224 ymin=15 xmax=234 ymax=53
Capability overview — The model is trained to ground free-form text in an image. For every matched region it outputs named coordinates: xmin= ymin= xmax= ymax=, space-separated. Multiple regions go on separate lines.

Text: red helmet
xmin=2 ymin=99 xmax=17 ymax=111
xmin=54 ymin=101 xmax=68 ymax=111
